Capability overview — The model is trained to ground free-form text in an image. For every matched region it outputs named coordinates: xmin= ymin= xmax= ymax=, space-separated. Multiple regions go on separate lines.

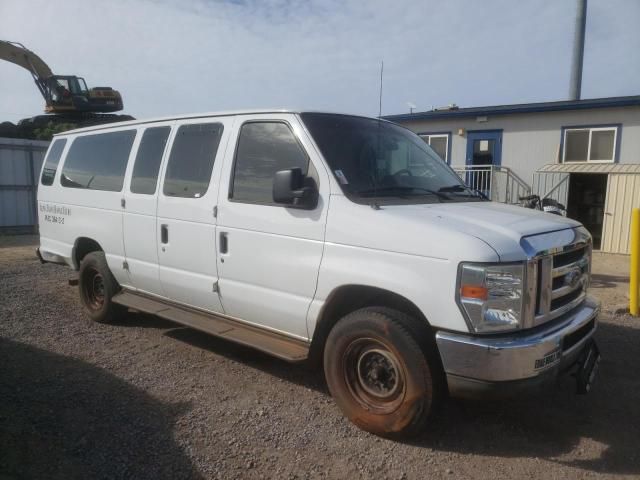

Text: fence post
xmin=489 ymin=165 xmax=495 ymax=201
xmin=631 ymin=208 xmax=640 ymax=316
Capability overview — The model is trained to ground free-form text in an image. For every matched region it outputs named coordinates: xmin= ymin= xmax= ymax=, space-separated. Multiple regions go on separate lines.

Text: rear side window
xmin=230 ymin=122 xmax=308 ymax=204
xmin=163 ymin=123 xmax=224 ymax=198
xmin=40 ymin=138 xmax=67 ymax=186
xmin=130 ymin=126 xmax=171 ymax=195
xmin=61 ymin=130 xmax=136 ymax=191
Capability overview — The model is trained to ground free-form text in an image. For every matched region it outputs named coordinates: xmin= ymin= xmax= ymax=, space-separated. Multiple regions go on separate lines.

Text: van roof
xmin=54 ymin=109 xmax=389 ymax=136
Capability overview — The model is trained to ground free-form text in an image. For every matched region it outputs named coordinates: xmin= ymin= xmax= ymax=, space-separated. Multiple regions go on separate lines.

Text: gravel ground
xmin=1 ymin=235 xmax=639 ymax=479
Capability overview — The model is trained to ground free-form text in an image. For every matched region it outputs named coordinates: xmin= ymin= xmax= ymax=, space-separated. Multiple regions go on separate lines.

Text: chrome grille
xmin=532 ymin=244 xmax=590 ymax=326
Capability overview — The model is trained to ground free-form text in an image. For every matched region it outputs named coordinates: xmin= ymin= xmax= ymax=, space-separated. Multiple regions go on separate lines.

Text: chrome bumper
xmin=436 ymin=296 xmax=600 ymax=398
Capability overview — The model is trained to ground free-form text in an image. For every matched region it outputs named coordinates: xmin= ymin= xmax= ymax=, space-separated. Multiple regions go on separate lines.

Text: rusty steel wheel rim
xmin=343 ymin=338 xmax=406 ymax=414
xmin=82 ymin=267 xmax=105 ymax=311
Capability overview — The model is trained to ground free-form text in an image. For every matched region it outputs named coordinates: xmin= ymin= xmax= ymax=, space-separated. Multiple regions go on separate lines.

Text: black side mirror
xmin=273 ymin=167 xmax=318 ymax=209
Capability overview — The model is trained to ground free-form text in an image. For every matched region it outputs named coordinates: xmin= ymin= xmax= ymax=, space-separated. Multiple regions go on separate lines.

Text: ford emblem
xmin=564 ymin=267 xmax=582 ymax=288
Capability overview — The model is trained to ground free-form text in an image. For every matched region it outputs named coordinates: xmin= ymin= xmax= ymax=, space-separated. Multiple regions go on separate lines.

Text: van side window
xmin=130 ymin=126 xmax=171 ymax=195
xmin=40 ymin=138 xmax=67 ymax=186
xmin=163 ymin=123 xmax=223 ymax=198
xmin=230 ymin=122 xmax=309 ymax=204
xmin=61 ymin=130 xmax=136 ymax=192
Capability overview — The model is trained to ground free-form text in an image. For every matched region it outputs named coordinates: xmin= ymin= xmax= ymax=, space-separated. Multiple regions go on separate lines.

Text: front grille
xmin=550 ymin=287 xmax=583 ymax=311
xmin=553 ymin=247 xmax=587 ymax=268
xmin=533 ymin=244 xmax=590 ymax=326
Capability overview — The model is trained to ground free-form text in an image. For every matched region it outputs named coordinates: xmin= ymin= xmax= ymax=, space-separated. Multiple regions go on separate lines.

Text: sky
xmin=0 ymin=0 xmax=638 ymax=123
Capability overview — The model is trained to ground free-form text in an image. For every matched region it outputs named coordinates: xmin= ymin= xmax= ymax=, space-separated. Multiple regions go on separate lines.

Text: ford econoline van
xmin=37 ymin=111 xmax=600 ymax=437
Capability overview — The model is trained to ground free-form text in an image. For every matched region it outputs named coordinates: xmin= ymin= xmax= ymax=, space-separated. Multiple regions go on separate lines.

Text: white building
xmin=384 ymin=95 xmax=640 ymax=254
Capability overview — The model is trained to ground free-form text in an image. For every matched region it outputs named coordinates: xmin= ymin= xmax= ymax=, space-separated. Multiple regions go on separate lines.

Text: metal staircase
xmin=452 ymin=165 xmax=531 ymax=204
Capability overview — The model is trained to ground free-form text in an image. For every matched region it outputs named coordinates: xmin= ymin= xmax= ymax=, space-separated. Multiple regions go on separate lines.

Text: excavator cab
xmin=49 ymin=76 xmax=87 ymax=99
xmin=1 ymin=40 xmax=124 ymax=115
xmin=44 ymin=75 xmax=123 ymax=113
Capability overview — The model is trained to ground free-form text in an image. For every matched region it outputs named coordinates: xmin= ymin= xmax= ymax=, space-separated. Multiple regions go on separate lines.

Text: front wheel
xmin=78 ymin=251 xmax=123 ymax=324
xmin=324 ymin=307 xmax=441 ymax=437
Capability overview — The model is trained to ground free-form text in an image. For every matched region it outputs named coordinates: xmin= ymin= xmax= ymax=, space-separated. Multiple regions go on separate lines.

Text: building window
xmin=419 ymin=133 xmax=449 ymax=163
xmin=562 ymin=126 xmax=619 ymax=163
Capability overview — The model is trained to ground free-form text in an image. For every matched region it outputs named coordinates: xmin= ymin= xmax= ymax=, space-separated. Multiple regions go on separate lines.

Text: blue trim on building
xmin=416 ymin=130 xmax=452 ymax=164
xmin=382 ymin=95 xmax=640 ymax=122
xmin=559 ymin=123 xmax=622 ymax=163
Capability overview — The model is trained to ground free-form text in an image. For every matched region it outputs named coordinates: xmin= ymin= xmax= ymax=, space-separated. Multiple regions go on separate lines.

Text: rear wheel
xmin=324 ymin=307 xmax=442 ymax=437
xmin=78 ymin=251 xmax=123 ymax=324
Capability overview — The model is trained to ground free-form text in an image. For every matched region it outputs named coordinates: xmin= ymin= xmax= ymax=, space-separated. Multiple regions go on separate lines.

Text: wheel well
xmin=308 ymin=285 xmax=433 ymax=368
xmin=73 ymin=237 xmax=103 ymax=270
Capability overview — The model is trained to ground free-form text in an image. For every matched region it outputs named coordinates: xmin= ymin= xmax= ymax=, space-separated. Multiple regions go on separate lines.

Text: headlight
xmin=457 ymin=263 xmax=525 ymax=333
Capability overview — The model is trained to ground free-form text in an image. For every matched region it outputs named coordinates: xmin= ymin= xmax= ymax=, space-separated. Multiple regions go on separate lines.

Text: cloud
xmin=0 ymin=0 xmax=638 ymax=123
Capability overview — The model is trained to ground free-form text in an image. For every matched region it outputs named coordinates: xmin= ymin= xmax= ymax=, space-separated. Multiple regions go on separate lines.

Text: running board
xmin=112 ymin=290 xmax=309 ymax=362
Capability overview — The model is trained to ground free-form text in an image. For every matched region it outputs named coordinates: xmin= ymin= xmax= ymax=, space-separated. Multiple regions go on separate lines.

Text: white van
xmin=37 ymin=110 xmax=600 ymax=437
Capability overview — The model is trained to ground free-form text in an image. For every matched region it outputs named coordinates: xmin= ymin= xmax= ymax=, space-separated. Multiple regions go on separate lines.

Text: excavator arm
xmin=0 ymin=40 xmax=53 ymax=103
xmin=1 ymin=39 xmax=124 ymax=114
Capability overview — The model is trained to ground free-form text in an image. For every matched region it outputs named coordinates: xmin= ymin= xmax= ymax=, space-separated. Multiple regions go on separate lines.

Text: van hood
xmin=424 ymin=201 xmax=580 ymax=239
xmin=419 ymin=201 xmax=582 ymax=260
xmin=326 ymin=196 xmax=582 ymax=263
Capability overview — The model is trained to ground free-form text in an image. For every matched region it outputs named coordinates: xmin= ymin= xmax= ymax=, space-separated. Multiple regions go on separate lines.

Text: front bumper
xmin=436 ymin=296 xmax=600 ymax=399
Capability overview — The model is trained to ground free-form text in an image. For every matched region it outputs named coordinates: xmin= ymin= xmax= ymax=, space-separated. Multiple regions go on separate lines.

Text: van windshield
xmin=301 ymin=113 xmax=485 ymax=204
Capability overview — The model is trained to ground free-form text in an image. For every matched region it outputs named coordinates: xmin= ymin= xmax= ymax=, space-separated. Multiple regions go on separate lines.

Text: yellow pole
xmin=631 ymin=208 xmax=640 ymax=316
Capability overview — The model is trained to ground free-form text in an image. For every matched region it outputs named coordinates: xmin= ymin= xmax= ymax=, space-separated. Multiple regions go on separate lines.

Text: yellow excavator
xmin=1 ymin=40 xmax=124 ymax=114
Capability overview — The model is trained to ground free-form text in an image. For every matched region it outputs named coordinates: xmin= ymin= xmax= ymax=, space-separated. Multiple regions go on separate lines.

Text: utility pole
xmin=569 ymin=0 xmax=587 ymax=100
xmin=378 ymin=60 xmax=384 ymax=118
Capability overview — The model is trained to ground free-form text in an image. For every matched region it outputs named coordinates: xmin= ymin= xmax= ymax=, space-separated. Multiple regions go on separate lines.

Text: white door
xmin=602 ymin=173 xmax=640 ymax=254
xmin=52 ymin=128 xmax=138 ymax=287
xmin=122 ymin=123 xmax=173 ymax=295
xmin=216 ymin=115 xmax=329 ymax=339
xmin=156 ymin=117 xmax=234 ymax=312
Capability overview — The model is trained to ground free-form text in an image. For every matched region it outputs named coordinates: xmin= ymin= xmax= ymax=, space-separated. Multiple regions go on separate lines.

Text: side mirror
xmin=273 ymin=167 xmax=318 ymax=209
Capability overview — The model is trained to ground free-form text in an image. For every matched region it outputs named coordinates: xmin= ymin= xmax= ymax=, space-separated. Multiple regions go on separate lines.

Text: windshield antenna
xmin=378 ymin=60 xmax=384 ymax=118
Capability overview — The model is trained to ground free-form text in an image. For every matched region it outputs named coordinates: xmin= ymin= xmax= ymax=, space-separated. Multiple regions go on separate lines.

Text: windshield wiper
xmin=356 ymin=186 xmax=448 ymax=202
xmin=438 ymin=184 xmax=488 ymax=200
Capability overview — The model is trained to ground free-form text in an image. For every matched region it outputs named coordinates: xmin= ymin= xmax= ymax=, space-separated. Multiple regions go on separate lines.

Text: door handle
xmin=219 ymin=232 xmax=228 ymax=254
xmin=161 ymin=224 xmax=169 ymax=244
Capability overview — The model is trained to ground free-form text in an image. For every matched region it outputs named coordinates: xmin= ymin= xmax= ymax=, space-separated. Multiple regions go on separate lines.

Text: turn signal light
xmin=460 ymin=284 xmax=488 ymax=301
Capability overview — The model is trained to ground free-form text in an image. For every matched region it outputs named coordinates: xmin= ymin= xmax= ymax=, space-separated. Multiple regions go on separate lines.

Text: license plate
xmin=576 ymin=340 xmax=601 ymax=394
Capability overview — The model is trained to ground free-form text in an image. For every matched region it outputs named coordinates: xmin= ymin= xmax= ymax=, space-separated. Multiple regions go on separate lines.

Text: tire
xmin=78 ymin=251 xmax=123 ymax=324
xmin=323 ymin=307 xmax=442 ymax=438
